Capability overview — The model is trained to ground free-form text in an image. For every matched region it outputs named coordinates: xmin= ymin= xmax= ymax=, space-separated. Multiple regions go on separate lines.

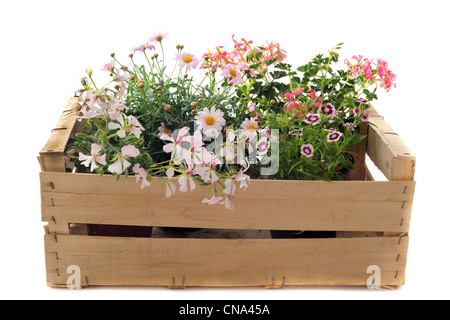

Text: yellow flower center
xmin=163 ymin=129 xmax=171 ymax=134
xmin=183 ymin=56 xmax=193 ymax=63
xmin=229 ymin=69 xmax=237 ymax=77
xmin=140 ymin=44 xmax=146 ymax=47
xmin=247 ymin=124 xmax=255 ymax=130
xmin=205 ymin=116 xmax=215 ymax=126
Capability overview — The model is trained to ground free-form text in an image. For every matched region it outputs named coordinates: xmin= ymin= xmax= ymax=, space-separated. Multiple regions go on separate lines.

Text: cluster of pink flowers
xmin=345 ymin=55 xmax=397 ymax=92
xmin=201 ymin=35 xmax=287 ymax=85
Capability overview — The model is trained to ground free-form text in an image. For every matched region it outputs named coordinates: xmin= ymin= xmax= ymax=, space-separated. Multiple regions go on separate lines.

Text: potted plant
xmin=68 ymin=33 xmax=397 ymax=237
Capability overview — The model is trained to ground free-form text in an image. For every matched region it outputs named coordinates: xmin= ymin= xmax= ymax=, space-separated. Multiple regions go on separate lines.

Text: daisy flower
xmin=158 ymin=123 xmax=172 ymax=137
xmin=149 ymin=33 xmax=169 ymax=43
xmin=301 ymin=144 xmax=314 ymax=158
xmin=132 ymin=43 xmax=156 ymax=53
xmin=175 ymin=52 xmax=200 ymax=70
xmin=222 ymin=65 xmax=242 ymax=85
xmin=240 ymin=117 xmax=259 ymax=140
xmin=194 ymin=106 xmax=226 ymax=137
xmin=102 ymin=60 xmax=115 ymax=72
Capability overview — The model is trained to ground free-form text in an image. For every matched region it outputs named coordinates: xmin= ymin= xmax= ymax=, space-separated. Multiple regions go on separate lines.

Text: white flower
xmin=195 ymin=106 xmax=226 ymax=138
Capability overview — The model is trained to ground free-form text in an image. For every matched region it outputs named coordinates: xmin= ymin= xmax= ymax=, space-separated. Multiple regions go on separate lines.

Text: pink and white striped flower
xmin=303 ymin=113 xmax=321 ymax=126
xmin=362 ymin=113 xmax=370 ymax=122
xmin=327 ymin=130 xmax=343 ymax=142
xmin=108 ymin=145 xmax=140 ymax=175
xmin=133 ymin=164 xmax=151 ymax=189
xmin=300 ymin=144 xmax=314 ymax=158
xmin=202 ymin=194 xmax=222 ymax=205
xmin=321 ymin=104 xmax=336 ymax=117
xmin=79 ymin=144 xmax=107 ymax=172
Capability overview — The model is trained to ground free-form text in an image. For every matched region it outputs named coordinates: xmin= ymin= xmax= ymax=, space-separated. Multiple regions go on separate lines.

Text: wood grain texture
xmin=367 ymin=107 xmax=416 ymax=181
xmin=39 ymin=97 xmax=80 ymax=172
xmin=41 ymin=171 xmax=415 ymax=233
xmin=44 ymin=234 xmax=409 ymax=288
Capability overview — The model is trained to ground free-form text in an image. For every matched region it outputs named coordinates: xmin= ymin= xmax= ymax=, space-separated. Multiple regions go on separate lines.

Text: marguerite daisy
xmin=194 ymin=106 xmax=226 ymax=137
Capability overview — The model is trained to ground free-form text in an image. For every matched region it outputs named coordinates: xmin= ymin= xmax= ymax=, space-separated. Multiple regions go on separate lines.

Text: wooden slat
xmin=39 ymin=97 xmax=80 ymax=172
xmin=44 ymin=234 xmax=409 ymax=288
xmin=41 ymin=172 xmax=415 ymax=233
xmin=367 ymin=107 xmax=416 ymax=181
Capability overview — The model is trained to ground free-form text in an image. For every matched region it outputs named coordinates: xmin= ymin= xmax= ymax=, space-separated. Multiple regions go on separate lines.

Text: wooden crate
xmin=38 ymin=97 xmax=416 ymax=289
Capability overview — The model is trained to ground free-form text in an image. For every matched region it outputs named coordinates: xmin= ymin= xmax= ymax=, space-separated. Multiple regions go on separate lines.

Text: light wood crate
xmin=38 ymin=97 xmax=416 ymax=289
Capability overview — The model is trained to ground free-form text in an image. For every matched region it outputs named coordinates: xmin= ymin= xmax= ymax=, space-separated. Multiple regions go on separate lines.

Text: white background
xmin=1 ymin=0 xmax=449 ymax=300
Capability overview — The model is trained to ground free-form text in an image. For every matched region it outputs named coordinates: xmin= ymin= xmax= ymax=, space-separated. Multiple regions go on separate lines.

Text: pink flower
xmin=327 ymin=131 xmax=343 ymax=142
xmin=178 ymin=163 xmax=198 ymax=193
xmin=102 ymin=60 xmax=115 ymax=72
xmin=304 ymin=113 xmax=321 ymax=126
xmin=197 ymin=155 xmax=221 ymax=183
xmin=220 ymin=196 xmax=234 ymax=210
xmin=160 ymin=126 xmax=191 ymax=156
xmin=194 ymin=106 xmax=226 ymax=138
xmin=175 ymin=52 xmax=200 ymax=70
xmin=108 ymin=145 xmax=140 ymax=175
xmin=149 ymin=33 xmax=169 ymax=43
xmin=222 ymin=65 xmax=242 ymax=85
xmin=108 ymin=115 xmax=144 ymax=139
xmin=79 ymin=144 xmax=107 ymax=172
xmin=133 ymin=164 xmax=151 ymax=189
xmin=165 ymin=167 xmax=177 ymax=198
xmin=362 ymin=113 xmax=370 ymax=122
xmin=301 ymin=144 xmax=314 ymax=158
xmin=240 ymin=117 xmax=259 ymax=140
xmin=158 ymin=123 xmax=172 ymax=137
xmin=202 ymin=194 xmax=222 ymax=205
xmin=132 ymin=43 xmax=156 ymax=53
xmin=321 ymin=104 xmax=335 ymax=117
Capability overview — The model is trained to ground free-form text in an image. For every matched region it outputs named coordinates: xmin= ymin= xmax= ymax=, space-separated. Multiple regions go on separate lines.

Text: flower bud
xmin=184 ymin=74 xmax=188 ymax=78
xmin=110 ymin=53 xmax=115 ymax=58
xmin=153 ymin=53 xmax=159 ymax=58
xmin=128 ymin=53 xmax=134 ymax=58
xmin=138 ymin=82 xmax=145 ymax=88
xmin=115 ymin=85 xmax=120 ymax=90
xmin=129 ymin=75 xmax=136 ymax=81
xmin=270 ymin=99 xmax=277 ymax=105
xmin=130 ymin=98 xmax=135 ymax=102
xmin=191 ymin=102 xmax=198 ymax=108
xmin=164 ymin=104 xmax=172 ymax=111
xmin=156 ymin=86 xmax=163 ymax=91
xmin=192 ymin=109 xmax=197 ymax=114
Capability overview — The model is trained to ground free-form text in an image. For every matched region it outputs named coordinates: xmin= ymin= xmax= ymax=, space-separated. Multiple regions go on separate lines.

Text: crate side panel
xmin=41 ymin=172 xmax=415 ymax=233
xmin=44 ymin=235 xmax=409 ymax=288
